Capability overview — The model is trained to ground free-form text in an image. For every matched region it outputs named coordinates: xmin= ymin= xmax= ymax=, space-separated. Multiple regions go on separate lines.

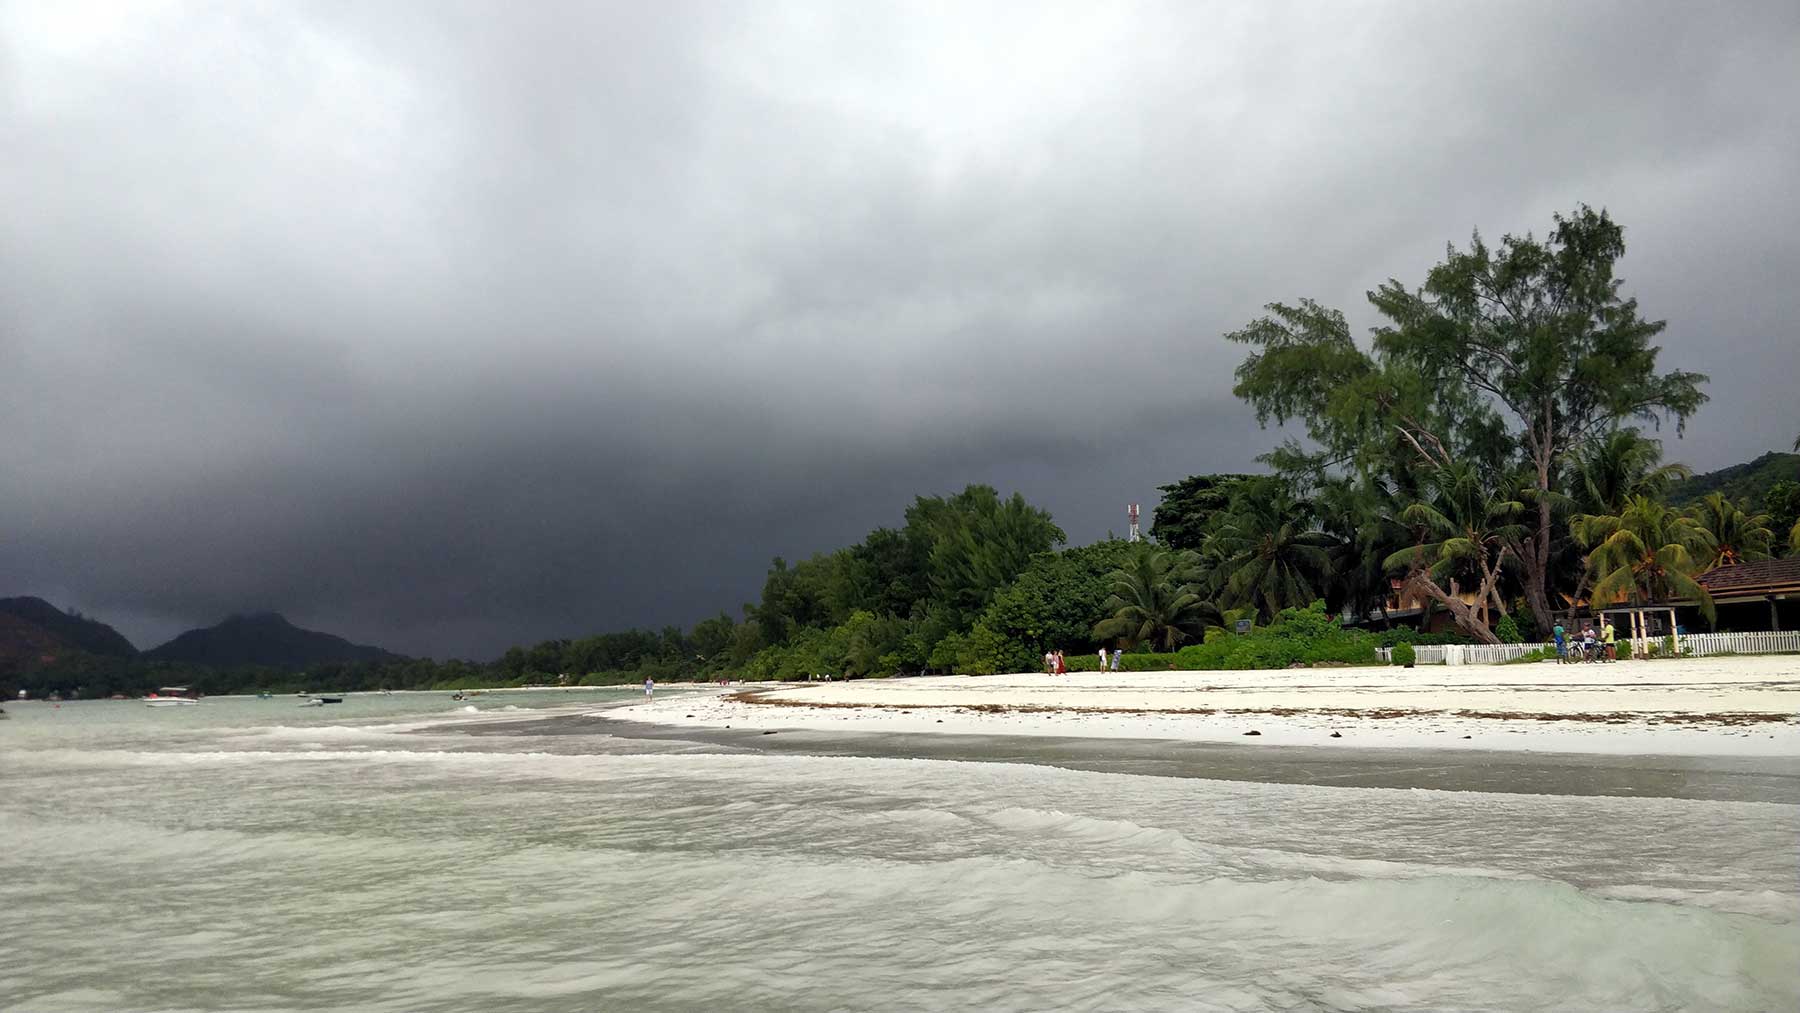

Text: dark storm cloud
xmin=4 ymin=1 xmax=1797 ymax=657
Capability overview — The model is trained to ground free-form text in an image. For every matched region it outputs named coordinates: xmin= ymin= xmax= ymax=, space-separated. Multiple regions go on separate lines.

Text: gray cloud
xmin=4 ymin=1 xmax=1797 ymax=656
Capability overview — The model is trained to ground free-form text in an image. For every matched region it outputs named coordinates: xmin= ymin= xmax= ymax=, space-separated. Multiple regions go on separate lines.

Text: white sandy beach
xmin=612 ymin=655 xmax=1800 ymax=756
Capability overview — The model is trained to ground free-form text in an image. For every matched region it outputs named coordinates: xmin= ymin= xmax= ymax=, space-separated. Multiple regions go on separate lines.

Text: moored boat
xmin=145 ymin=687 xmax=201 ymax=707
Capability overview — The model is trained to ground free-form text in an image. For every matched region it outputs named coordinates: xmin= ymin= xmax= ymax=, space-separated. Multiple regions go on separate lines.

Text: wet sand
xmin=462 ymin=709 xmax=1800 ymax=804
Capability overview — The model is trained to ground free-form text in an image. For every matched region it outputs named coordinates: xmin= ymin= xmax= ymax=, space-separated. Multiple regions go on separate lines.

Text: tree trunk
xmin=1404 ymin=572 xmax=1501 ymax=645
xmin=1519 ymin=435 xmax=1557 ymax=634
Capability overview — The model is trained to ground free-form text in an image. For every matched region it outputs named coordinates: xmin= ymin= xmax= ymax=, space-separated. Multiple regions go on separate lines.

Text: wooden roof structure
xmin=1694 ymin=558 xmax=1800 ymax=600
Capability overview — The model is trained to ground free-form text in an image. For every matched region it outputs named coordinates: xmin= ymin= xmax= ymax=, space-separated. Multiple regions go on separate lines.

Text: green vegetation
xmin=1093 ymin=546 xmax=1219 ymax=651
xmin=1666 ymin=451 xmax=1800 ymax=507
xmin=1171 ymin=602 xmax=1379 ymax=670
xmin=1390 ymin=642 xmax=1417 ymax=667
xmin=1572 ymin=496 xmax=1717 ymax=623
xmin=1227 ymin=205 xmax=1707 ymax=635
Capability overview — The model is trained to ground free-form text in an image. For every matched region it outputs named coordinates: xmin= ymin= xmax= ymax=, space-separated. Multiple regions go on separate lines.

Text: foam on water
xmin=2 ymin=699 xmax=1796 ymax=1012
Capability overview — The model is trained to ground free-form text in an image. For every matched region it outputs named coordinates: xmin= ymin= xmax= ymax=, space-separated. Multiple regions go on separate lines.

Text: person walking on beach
xmin=644 ymin=676 xmax=654 ymax=697
xmin=1110 ymin=648 xmax=1122 ymax=671
xmin=1098 ymin=646 xmax=1108 ymax=672
xmin=1043 ymin=650 xmax=1055 ymax=675
xmin=1054 ymin=650 xmax=1066 ymax=675
xmin=1602 ymin=619 xmax=1617 ymax=661
xmin=1553 ymin=622 xmax=1567 ymax=663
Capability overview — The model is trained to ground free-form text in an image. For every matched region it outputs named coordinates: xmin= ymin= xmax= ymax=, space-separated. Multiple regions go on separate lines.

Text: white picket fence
xmin=1675 ymin=630 xmax=1800 ymax=657
xmin=1376 ymin=644 xmax=1539 ymax=665
xmin=1378 ymin=630 xmax=1800 ymax=664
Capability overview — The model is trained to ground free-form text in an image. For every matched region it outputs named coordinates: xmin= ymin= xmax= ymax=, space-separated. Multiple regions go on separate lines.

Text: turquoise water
xmin=2 ymin=693 xmax=1797 ymax=1011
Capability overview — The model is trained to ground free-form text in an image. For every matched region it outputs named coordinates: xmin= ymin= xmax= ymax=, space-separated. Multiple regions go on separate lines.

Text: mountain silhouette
xmin=145 ymin=612 xmax=398 ymax=669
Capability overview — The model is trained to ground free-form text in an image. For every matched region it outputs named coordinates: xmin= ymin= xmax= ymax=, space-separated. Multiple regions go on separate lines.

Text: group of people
xmin=1553 ymin=619 xmax=1616 ymax=663
xmin=1041 ymin=648 xmax=1124 ymax=674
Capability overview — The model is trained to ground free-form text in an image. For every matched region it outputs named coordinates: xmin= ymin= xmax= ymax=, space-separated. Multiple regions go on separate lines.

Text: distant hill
xmin=1667 ymin=451 xmax=1800 ymax=508
xmin=144 ymin=612 xmax=399 ymax=669
xmin=0 ymin=596 xmax=138 ymax=673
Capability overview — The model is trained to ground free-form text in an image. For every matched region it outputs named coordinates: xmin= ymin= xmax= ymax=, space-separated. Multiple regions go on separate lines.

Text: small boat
xmin=299 ymin=696 xmax=344 ymax=707
xmin=145 ymin=687 xmax=201 ymax=707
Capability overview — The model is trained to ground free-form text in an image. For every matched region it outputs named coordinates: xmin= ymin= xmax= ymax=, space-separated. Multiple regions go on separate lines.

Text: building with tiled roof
xmin=1685 ymin=557 xmax=1800 ymax=631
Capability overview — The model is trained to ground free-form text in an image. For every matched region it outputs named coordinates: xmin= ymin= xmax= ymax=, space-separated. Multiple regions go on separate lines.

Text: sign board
xmin=1234 ymin=619 xmax=1253 ymax=634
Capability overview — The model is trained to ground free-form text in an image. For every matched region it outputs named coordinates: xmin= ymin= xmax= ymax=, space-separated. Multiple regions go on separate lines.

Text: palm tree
xmin=1568 ymin=428 xmax=1691 ymax=515
xmin=1572 ymin=495 xmax=1716 ymax=622
xmin=1316 ymin=476 xmax=1410 ymax=625
xmin=1687 ymin=493 xmax=1774 ymax=569
xmin=1381 ymin=461 xmax=1522 ymax=643
xmin=1093 ymin=546 xmax=1221 ymax=652
xmin=1205 ymin=478 xmax=1338 ymax=622
xmin=1558 ymin=428 xmax=1691 ymax=608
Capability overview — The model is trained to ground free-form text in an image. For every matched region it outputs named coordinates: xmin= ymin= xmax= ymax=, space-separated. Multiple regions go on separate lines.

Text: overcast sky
xmin=4 ymin=1 xmax=1797 ymax=658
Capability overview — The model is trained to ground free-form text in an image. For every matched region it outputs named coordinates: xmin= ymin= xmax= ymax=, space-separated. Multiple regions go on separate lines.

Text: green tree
xmin=1382 ymin=461 xmax=1522 ymax=644
xmin=1314 ymin=475 xmax=1411 ymax=624
xmin=978 ymin=540 xmax=1136 ymax=658
xmin=909 ymin=485 xmax=1066 ymax=626
xmin=1569 ymin=428 xmax=1691 ymax=515
xmin=1228 ymin=206 xmax=1708 ymax=634
xmin=1572 ymin=496 xmax=1715 ymax=622
xmin=1687 ymin=493 xmax=1774 ymax=569
xmin=1206 ymin=478 xmax=1337 ymax=621
xmin=1093 ymin=545 xmax=1221 ymax=651
xmin=1762 ymin=480 xmax=1800 ymax=556
xmin=689 ymin=612 xmax=736 ymax=666
xmin=1149 ymin=474 xmax=1254 ymax=550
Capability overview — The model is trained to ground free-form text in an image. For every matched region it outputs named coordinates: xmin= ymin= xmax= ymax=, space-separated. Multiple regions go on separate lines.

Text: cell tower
xmin=1128 ymin=504 xmax=1140 ymax=542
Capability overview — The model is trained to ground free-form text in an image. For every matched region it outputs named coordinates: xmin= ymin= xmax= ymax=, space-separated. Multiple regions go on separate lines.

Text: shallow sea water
xmin=2 ymin=692 xmax=1796 ymax=1012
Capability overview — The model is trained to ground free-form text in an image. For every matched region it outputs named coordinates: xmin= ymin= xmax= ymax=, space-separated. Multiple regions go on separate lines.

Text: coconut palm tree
xmin=1381 ymin=461 xmax=1523 ymax=643
xmin=1093 ymin=546 xmax=1221 ymax=652
xmin=1572 ymin=495 xmax=1716 ymax=622
xmin=1568 ymin=428 xmax=1691 ymax=515
xmin=1205 ymin=478 xmax=1337 ymax=622
xmin=1687 ymin=493 xmax=1774 ymax=569
xmin=1315 ymin=476 xmax=1411 ymax=625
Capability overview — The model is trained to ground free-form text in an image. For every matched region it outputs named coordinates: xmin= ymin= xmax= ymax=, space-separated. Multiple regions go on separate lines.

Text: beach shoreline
xmin=602 ymin=655 xmax=1800 ymax=758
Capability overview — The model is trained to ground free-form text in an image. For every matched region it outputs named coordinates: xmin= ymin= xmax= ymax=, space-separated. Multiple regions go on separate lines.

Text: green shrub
xmin=1495 ymin=615 xmax=1522 ymax=644
xmin=1391 ymin=642 xmax=1417 ymax=667
xmin=1062 ymin=652 xmax=1178 ymax=672
xmin=1163 ymin=602 xmax=1377 ymax=671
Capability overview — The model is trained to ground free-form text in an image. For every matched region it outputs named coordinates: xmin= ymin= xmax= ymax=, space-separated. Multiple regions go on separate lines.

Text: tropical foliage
xmin=1227 ymin=204 xmax=1708 ymax=634
xmin=1686 ymin=493 xmax=1774 ymax=569
xmin=1571 ymin=496 xmax=1716 ymax=623
xmin=1093 ymin=546 xmax=1220 ymax=651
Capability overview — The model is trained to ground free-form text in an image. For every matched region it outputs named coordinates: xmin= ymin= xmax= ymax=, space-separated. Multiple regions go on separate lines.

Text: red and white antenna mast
xmin=1128 ymin=504 xmax=1140 ymax=542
